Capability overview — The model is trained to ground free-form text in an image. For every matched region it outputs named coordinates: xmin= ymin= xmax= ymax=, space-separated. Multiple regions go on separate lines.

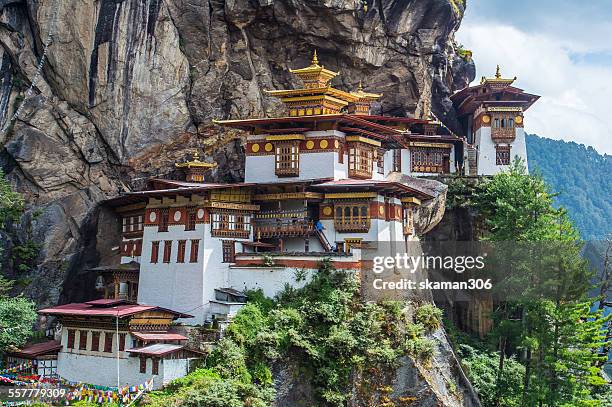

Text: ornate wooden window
xmin=150 ymin=241 xmax=159 ymax=263
xmin=377 ymin=149 xmax=385 ymax=174
xmin=163 ymin=240 xmax=172 ymax=263
xmin=222 ymin=240 xmax=235 ymax=263
xmin=139 ymin=357 xmax=146 ymax=374
xmin=67 ymin=329 xmax=75 ymax=349
xmin=410 ymin=147 xmax=450 ymax=173
xmin=190 ymin=240 xmax=200 ymax=263
xmin=78 ymin=331 xmax=87 ymax=350
xmin=103 ymin=333 xmax=112 ymax=353
xmin=348 ymin=143 xmax=373 ymax=179
xmin=275 ymin=141 xmax=300 ymax=177
xmin=158 ymin=208 xmax=169 ymax=232
xmin=334 ymin=202 xmax=371 ymax=232
xmin=177 ymin=240 xmax=186 ymax=263
xmin=211 ymin=211 xmax=251 ymax=238
xmin=495 ymin=145 xmax=511 ymax=165
xmin=402 ymin=206 xmax=414 ymax=235
xmin=91 ymin=332 xmax=100 ymax=352
xmin=393 ymin=149 xmax=402 ymax=172
xmin=185 ymin=207 xmax=197 ymax=231
xmin=492 ymin=113 xmax=516 ymax=140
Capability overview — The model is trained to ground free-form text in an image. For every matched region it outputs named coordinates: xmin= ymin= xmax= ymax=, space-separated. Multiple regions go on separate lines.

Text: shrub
xmin=415 ymin=303 xmax=443 ymax=331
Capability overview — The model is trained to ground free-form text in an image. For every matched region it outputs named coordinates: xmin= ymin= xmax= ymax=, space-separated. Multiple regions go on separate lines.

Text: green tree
xmin=469 ymin=159 xmax=610 ymax=406
xmin=0 ymin=296 xmax=37 ymax=353
xmin=0 ymin=169 xmax=24 ymax=228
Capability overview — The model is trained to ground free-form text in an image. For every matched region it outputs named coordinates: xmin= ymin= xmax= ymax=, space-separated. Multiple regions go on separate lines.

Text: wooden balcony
xmin=348 ymin=167 xmax=372 ymax=179
xmin=211 ymin=229 xmax=250 ymax=239
xmin=254 ymin=219 xmax=314 ymax=238
xmin=334 ymin=219 xmax=370 ymax=233
xmin=491 ymin=127 xmax=515 ymax=141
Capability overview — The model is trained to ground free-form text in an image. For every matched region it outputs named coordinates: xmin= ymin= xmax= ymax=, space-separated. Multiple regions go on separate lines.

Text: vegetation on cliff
xmin=526 ymin=134 xmax=611 ymax=240
xmin=0 ymin=170 xmax=36 ymax=353
xmin=146 ymin=259 xmax=443 ymax=407
xmin=445 ymin=160 xmax=611 ymax=406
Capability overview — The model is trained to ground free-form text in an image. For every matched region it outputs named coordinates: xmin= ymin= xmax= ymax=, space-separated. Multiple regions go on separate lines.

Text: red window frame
xmin=103 ymin=332 xmax=112 ymax=353
xmin=190 ymin=240 xmax=200 ymax=263
xmin=163 ymin=241 xmax=172 ymax=263
xmin=119 ymin=333 xmax=126 ymax=351
xmin=151 ymin=241 xmax=160 ymax=263
xmin=67 ymin=329 xmax=75 ymax=349
xmin=186 ymin=207 xmax=197 ymax=231
xmin=177 ymin=240 xmax=186 ymax=263
xmin=78 ymin=331 xmax=87 ymax=350
xmin=152 ymin=358 xmax=159 ymax=375
xmin=91 ymin=331 xmax=100 ymax=352
xmin=139 ymin=357 xmax=146 ymax=374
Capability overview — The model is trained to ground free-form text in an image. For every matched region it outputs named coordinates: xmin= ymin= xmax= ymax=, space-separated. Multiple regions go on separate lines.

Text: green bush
xmin=415 ymin=303 xmax=443 ymax=331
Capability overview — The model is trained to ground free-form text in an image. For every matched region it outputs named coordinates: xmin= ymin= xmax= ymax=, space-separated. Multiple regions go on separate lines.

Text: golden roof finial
xmin=312 ymin=50 xmax=319 ymax=66
xmin=358 ymin=80 xmax=363 ymax=92
xmin=175 ymin=150 xmax=216 ymax=169
xmin=495 ymin=65 xmax=501 ymax=79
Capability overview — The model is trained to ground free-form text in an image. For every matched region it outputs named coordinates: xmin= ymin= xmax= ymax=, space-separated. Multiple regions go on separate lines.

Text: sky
xmin=456 ymin=0 xmax=612 ymax=154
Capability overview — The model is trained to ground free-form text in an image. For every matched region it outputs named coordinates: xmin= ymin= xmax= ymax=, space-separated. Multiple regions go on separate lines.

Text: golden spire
xmin=495 ymin=65 xmax=501 ymax=79
xmin=480 ymin=64 xmax=516 ymax=86
xmin=358 ymin=80 xmax=363 ymax=92
xmin=311 ymin=50 xmax=319 ymax=66
xmin=175 ymin=150 xmax=217 ymax=169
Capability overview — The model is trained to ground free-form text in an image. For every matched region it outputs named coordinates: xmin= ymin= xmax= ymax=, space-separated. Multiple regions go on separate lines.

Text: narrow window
xmin=140 ymin=357 xmax=146 ymax=374
xmin=377 ymin=150 xmax=384 ymax=174
xmin=103 ymin=332 xmax=113 ymax=353
xmin=190 ymin=240 xmax=200 ymax=263
xmin=119 ymin=333 xmax=126 ymax=351
xmin=151 ymin=241 xmax=160 ymax=263
xmin=152 ymin=358 xmax=159 ymax=375
xmin=78 ymin=331 xmax=87 ymax=350
xmin=177 ymin=240 xmax=186 ymax=263
xmin=158 ymin=208 xmax=169 ymax=232
xmin=91 ymin=331 xmax=100 ymax=352
xmin=222 ymin=240 xmax=235 ymax=263
xmin=393 ymin=149 xmax=401 ymax=172
xmin=67 ymin=329 xmax=75 ymax=349
xmin=163 ymin=240 xmax=172 ymax=263
xmin=185 ymin=207 xmax=197 ymax=231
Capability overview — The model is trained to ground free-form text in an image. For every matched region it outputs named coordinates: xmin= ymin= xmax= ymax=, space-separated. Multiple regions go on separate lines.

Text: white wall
xmin=476 ymin=126 xmax=528 ymax=175
xmin=245 ymin=151 xmax=338 ymax=183
xmin=138 ymin=223 xmax=206 ymax=324
xmin=162 ymin=359 xmax=190 ymax=385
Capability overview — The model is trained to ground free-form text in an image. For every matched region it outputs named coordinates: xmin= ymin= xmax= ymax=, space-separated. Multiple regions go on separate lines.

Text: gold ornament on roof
xmin=175 ymin=151 xmax=217 ymax=169
xmin=480 ymin=64 xmax=517 ymax=86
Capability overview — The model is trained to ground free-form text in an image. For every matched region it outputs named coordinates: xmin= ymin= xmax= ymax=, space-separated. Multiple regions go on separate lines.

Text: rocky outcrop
xmin=0 ymin=0 xmax=474 ymax=308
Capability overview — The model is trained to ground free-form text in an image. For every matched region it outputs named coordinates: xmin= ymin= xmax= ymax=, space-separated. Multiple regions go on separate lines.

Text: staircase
xmin=314 ymin=228 xmax=333 ymax=252
xmin=467 ymin=146 xmax=478 ymax=176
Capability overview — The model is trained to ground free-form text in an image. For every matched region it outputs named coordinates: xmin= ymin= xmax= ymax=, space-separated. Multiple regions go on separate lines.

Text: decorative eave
xmin=264 ymin=86 xmax=359 ymax=103
xmin=350 ymin=82 xmax=382 ymax=101
xmin=345 ymin=135 xmax=382 ymax=147
xmin=288 ymin=50 xmax=339 ymax=83
xmin=265 ymin=134 xmax=305 ymax=141
xmin=480 ymin=65 xmax=516 ymax=86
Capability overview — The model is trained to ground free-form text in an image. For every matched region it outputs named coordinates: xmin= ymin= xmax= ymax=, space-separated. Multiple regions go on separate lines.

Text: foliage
xmin=0 ymin=296 xmax=37 ymax=353
xmin=415 ymin=303 xmax=443 ymax=331
xmin=0 ymin=169 xmax=24 ymax=228
xmin=451 ymin=159 xmax=611 ymax=406
xmin=526 ymin=134 xmax=611 ymax=240
xmin=147 ymin=260 xmax=444 ymax=406
xmin=458 ymin=344 xmax=525 ymax=407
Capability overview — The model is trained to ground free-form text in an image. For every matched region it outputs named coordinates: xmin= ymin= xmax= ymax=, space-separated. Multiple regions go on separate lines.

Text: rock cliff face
xmin=0 ymin=0 xmax=473 ymax=312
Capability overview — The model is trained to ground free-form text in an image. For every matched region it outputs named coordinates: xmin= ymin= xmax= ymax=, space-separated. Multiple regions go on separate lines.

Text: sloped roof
xmin=8 ymin=340 xmax=62 ymax=358
xmin=39 ymin=302 xmax=193 ymax=319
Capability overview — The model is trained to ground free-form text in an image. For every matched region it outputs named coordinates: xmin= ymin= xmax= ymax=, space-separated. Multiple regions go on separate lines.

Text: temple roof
xmin=288 ymin=50 xmax=339 ymax=85
xmin=310 ymin=179 xmax=434 ymax=200
xmin=39 ymin=301 xmax=193 ymax=319
xmin=7 ymin=340 xmax=62 ymax=359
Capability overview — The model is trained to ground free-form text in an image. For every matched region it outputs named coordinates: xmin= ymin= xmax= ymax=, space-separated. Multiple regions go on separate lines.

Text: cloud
xmin=456 ymin=18 xmax=612 ymax=154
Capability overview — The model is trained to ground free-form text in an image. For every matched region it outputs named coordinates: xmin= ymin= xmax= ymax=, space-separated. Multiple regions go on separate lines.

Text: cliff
xmin=0 ymin=0 xmax=474 ymax=306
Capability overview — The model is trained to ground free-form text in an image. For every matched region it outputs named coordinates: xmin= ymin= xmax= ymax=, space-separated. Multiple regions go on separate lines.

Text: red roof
xmin=84 ymin=299 xmax=130 ymax=306
xmin=38 ymin=302 xmax=193 ymax=319
xmin=131 ymin=332 xmax=188 ymax=342
xmin=126 ymin=343 xmax=185 ymax=356
xmin=311 ymin=179 xmax=434 ymax=199
xmin=9 ymin=340 xmax=62 ymax=358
